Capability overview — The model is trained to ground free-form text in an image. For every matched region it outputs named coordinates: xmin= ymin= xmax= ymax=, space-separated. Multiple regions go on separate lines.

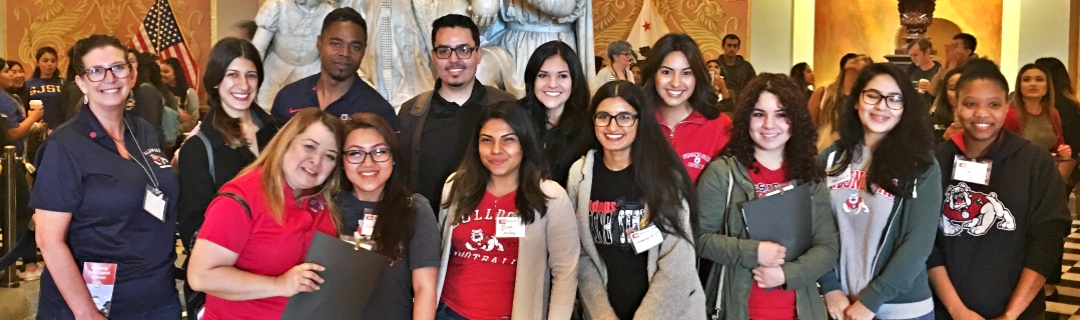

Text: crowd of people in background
xmin=0 ymin=6 xmax=1076 ymax=320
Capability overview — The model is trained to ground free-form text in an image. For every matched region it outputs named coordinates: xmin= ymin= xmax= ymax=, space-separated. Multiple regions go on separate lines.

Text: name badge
xmin=143 ymin=184 xmax=166 ymax=221
xmin=495 ymin=217 xmax=525 ymax=238
xmin=827 ymin=168 xmax=852 ymax=188
xmin=360 ymin=214 xmax=377 ymax=236
xmin=629 ymin=225 xmax=663 ymax=254
xmin=952 ymin=155 xmax=992 ymax=185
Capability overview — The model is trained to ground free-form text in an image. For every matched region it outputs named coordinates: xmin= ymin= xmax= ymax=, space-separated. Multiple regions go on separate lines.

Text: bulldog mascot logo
xmin=941 ymin=182 xmax=1016 ymax=236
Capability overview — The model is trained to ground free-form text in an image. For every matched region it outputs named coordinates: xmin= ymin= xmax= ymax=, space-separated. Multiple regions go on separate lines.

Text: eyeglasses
xmin=82 ymin=64 xmax=132 ymax=82
xmin=593 ymin=112 xmax=639 ymax=127
xmin=345 ymin=148 xmax=392 ymax=164
xmin=861 ymin=90 xmax=904 ymax=110
xmin=434 ymin=45 xmax=476 ymax=59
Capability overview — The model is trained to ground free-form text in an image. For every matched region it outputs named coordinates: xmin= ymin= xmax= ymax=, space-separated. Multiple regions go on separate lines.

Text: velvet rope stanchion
xmin=1 ymin=146 xmax=20 ymax=288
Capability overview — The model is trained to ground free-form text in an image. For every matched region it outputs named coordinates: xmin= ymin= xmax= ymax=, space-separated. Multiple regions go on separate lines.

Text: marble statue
xmin=337 ymin=0 xmax=468 ymax=108
xmin=252 ymin=0 xmax=335 ymax=110
xmin=470 ymin=0 xmax=595 ymax=98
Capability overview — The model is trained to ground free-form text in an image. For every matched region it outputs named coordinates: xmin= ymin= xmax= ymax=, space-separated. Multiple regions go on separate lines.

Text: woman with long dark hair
xmin=790 ymin=62 xmax=815 ymax=100
xmin=26 ymin=46 xmax=63 ymax=128
xmin=570 ymin=81 xmax=704 ymax=319
xmin=339 ymin=113 xmax=439 ymax=319
xmin=1035 ymin=57 xmax=1080 ymax=163
xmin=58 ymin=47 xmax=84 ymax=126
xmin=135 ymin=52 xmax=181 ymax=151
xmin=519 ymin=40 xmax=591 ymax=186
xmin=697 ymin=73 xmax=838 ymax=319
xmin=932 ymin=67 xmax=964 ymax=143
xmin=161 ymin=57 xmax=200 ymax=133
xmin=1004 ymin=63 xmax=1072 ymax=182
xmin=176 ymin=37 xmax=280 ymax=318
xmin=929 ymin=58 xmax=1070 ymax=320
xmin=436 ymin=101 xmax=579 ymax=319
xmin=819 ymin=63 xmax=941 ymax=320
xmin=5 ymin=60 xmax=30 ymax=106
xmin=640 ymin=33 xmax=733 ymax=182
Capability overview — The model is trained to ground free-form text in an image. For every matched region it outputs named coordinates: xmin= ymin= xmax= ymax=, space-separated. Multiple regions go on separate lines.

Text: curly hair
xmin=725 ymin=73 xmax=824 ymax=183
xmin=829 ymin=63 xmax=934 ymax=198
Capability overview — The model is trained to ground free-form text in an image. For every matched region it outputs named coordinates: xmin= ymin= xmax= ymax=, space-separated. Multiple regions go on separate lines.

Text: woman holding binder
xmin=435 ymin=101 xmax=579 ymax=320
xmin=928 ymin=59 xmax=1070 ymax=320
xmin=187 ymin=108 xmax=345 ymax=320
xmin=819 ymin=63 xmax=942 ymax=320
xmin=696 ymin=73 xmax=839 ymax=319
xmin=337 ymin=112 xmax=440 ymax=319
xmin=568 ymin=81 xmax=705 ymax=319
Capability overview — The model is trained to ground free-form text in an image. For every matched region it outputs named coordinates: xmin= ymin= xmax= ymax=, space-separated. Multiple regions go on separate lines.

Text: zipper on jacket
xmin=870 ymin=198 xmax=903 ymax=273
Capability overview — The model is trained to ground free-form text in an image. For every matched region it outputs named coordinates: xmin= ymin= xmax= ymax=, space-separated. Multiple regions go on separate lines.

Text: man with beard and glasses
xmin=398 ymin=14 xmax=515 ymax=213
xmin=270 ymin=7 xmax=399 ymax=129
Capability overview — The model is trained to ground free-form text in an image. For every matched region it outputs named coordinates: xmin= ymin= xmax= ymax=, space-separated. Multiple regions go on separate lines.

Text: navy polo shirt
xmin=29 ymin=105 xmax=180 ymax=316
xmin=270 ymin=73 xmax=401 ymax=130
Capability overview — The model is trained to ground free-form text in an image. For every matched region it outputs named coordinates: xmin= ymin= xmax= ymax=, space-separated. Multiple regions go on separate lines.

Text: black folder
xmin=280 ymin=232 xmax=388 ymax=320
xmin=740 ymin=184 xmax=813 ymax=261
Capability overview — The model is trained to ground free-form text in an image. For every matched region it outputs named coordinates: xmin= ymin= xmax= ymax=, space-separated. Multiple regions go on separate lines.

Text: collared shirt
xmin=656 ymin=110 xmax=733 ymax=182
xmin=0 ymin=91 xmax=25 ymax=153
xmin=270 ymin=73 xmax=401 ymax=130
xmin=416 ymin=79 xmax=487 ymax=211
xmin=29 ymin=105 xmax=180 ymax=316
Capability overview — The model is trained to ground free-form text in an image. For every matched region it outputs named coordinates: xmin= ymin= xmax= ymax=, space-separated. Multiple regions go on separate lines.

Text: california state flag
xmin=627 ymin=0 xmax=671 ymax=50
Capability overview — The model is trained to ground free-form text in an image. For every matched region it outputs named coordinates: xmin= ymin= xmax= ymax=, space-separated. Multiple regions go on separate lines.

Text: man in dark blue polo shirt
xmin=270 ymin=7 xmax=400 ymax=131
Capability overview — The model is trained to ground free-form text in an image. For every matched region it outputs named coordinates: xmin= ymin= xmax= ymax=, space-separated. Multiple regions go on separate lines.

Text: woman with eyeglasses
xmin=819 ymin=63 xmax=941 ymax=320
xmin=929 ymin=59 xmax=1070 ymax=320
xmin=338 ymin=112 xmax=439 ymax=319
xmin=435 ymin=101 xmax=579 ymax=319
xmin=570 ymin=81 xmax=705 ymax=319
xmin=30 ymin=34 xmax=182 ymax=320
xmin=592 ymin=40 xmax=635 ymax=89
xmin=640 ymin=34 xmax=732 ymax=183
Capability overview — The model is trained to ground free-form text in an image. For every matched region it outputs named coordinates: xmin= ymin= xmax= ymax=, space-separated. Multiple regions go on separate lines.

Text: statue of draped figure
xmin=252 ymin=0 xmax=336 ymax=110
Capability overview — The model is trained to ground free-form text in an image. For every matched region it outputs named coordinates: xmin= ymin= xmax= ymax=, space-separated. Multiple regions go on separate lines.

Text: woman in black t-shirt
xmin=568 ymin=81 xmax=705 ymax=319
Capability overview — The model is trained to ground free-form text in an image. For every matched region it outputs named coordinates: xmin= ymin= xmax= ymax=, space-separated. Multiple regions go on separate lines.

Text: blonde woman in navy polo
xmin=30 ymin=35 xmax=182 ymax=319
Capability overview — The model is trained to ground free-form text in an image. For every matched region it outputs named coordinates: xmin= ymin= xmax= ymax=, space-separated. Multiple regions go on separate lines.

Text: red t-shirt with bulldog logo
xmin=442 ymin=190 xmax=520 ymax=319
xmin=656 ymin=110 xmax=733 ymax=182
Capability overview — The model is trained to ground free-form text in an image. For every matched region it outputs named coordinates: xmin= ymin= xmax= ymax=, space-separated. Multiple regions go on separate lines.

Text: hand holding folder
xmin=280 ymin=233 xmax=388 ymax=320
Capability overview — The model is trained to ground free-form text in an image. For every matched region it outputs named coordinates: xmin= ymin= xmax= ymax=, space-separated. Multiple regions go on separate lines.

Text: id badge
xmin=628 ymin=225 xmax=663 ymax=254
xmin=360 ymin=214 xmax=377 ymax=236
xmin=143 ymin=184 xmax=167 ymax=221
xmin=495 ymin=217 xmax=525 ymax=238
xmin=952 ymin=155 xmax=992 ymax=185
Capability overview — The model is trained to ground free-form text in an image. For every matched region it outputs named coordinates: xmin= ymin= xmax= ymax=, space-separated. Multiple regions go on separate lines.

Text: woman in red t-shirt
xmin=435 ymin=101 xmax=579 ymax=320
xmin=696 ymin=73 xmax=839 ymax=320
xmin=187 ymin=108 xmax=346 ymax=320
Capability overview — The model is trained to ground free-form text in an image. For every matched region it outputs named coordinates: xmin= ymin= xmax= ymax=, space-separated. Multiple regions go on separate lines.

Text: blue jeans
xmin=37 ymin=296 xmax=181 ymax=320
xmin=435 ymin=303 xmax=470 ymax=320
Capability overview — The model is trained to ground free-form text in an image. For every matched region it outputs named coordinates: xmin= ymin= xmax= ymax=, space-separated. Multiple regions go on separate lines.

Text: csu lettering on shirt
xmin=588 ymin=198 xmax=645 ymax=247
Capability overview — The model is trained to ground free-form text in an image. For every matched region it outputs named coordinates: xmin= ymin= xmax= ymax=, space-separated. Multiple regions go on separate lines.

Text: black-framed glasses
xmin=861 ymin=89 xmax=904 ymax=110
xmin=82 ymin=63 xmax=131 ymax=82
xmin=434 ymin=45 xmax=476 ymax=59
xmin=593 ymin=112 xmax=639 ymax=127
xmin=345 ymin=148 xmax=392 ymax=164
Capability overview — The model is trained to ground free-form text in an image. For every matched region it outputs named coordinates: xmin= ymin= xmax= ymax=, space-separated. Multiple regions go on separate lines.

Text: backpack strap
xmin=410 ymin=91 xmax=435 ymax=116
xmin=195 ymin=131 xmax=215 ymax=183
xmin=215 ymin=192 xmax=252 ymax=219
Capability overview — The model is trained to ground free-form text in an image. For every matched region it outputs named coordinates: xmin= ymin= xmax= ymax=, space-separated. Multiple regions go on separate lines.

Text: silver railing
xmin=1 ymin=146 xmax=19 ymax=288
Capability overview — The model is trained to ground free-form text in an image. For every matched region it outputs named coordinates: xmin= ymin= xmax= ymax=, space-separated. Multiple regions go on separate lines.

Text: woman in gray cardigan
xmin=567 ymin=81 xmax=705 ymax=319
xmin=696 ymin=74 xmax=839 ymax=319
xmin=434 ymin=101 xmax=579 ymax=320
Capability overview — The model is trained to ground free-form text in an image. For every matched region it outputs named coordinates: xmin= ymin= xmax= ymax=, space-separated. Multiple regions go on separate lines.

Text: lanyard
xmin=124 ymin=119 xmax=160 ymax=189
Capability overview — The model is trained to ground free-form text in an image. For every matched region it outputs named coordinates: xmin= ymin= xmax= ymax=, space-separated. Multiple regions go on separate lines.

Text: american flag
xmin=131 ymin=0 xmax=199 ymax=92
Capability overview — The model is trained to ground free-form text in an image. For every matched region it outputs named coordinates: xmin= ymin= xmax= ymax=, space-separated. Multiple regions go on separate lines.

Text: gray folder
xmin=280 ymin=232 xmax=388 ymax=320
xmin=740 ymin=184 xmax=813 ymax=261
